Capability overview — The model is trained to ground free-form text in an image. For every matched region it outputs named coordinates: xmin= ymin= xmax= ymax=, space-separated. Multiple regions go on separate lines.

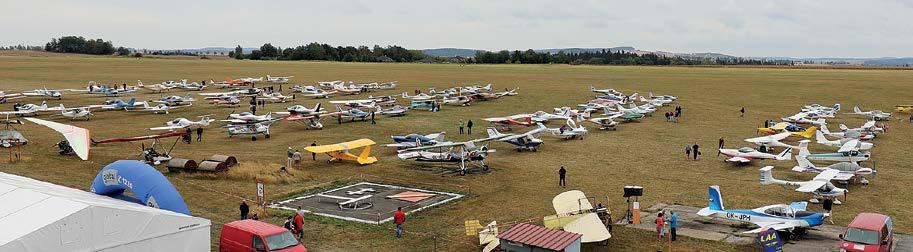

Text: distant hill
xmin=423 ymin=48 xmax=480 ymax=58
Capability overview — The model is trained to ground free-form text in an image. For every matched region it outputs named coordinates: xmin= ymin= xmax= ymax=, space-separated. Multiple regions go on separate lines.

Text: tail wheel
xmin=265 ymin=134 xmax=271 ymax=139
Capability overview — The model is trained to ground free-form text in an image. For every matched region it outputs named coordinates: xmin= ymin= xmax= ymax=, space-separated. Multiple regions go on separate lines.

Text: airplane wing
xmin=838 ymin=139 xmax=859 ymax=153
xmin=745 ymin=222 xmax=798 ymax=233
xmin=795 ymin=180 xmax=827 ymax=193
xmin=149 ymin=125 xmax=185 ymax=131
xmin=305 ymin=139 xmax=376 ymax=153
xmin=551 ymin=190 xmax=610 ymax=242
xmin=401 ymin=141 xmax=462 ymax=151
xmin=0 ymin=110 xmax=33 ymax=115
xmin=813 ymin=168 xmax=841 ymax=181
xmin=788 ymin=112 xmax=807 ymax=121
xmin=483 ymin=117 xmax=508 ymax=122
xmin=862 ymin=121 xmax=876 ymax=129
xmin=23 ymin=118 xmax=90 ymax=160
xmin=726 ymin=157 xmax=752 ymax=163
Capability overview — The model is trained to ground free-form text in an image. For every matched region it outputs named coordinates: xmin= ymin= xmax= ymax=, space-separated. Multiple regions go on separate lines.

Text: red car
xmin=839 ymin=213 xmax=893 ymax=252
xmin=220 ymin=219 xmax=307 ymax=252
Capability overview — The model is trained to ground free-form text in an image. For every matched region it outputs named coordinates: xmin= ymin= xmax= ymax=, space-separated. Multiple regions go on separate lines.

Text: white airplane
xmin=0 ymin=101 xmax=50 ymax=116
xmin=317 ymin=80 xmax=344 ymax=88
xmin=175 ymin=80 xmax=206 ymax=91
xmin=375 ymin=105 xmax=408 ymax=117
xmin=239 ymin=77 xmax=264 ymax=83
xmin=441 ymin=96 xmax=472 ymax=106
xmin=781 ymin=113 xmax=827 ymax=127
xmin=648 ymin=92 xmax=677 ymax=101
xmin=57 ymin=105 xmax=92 ymax=120
xmin=150 ymin=115 xmax=215 ymax=131
xmin=22 ymin=88 xmax=63 ymax=100
xmin=760 ymin=166 xmax=848 ymax=204
xmin=815 ymin=131 xmax=873 ymax=150
xmin=138 ymin=80 xmax=173 ymax=93
xmin=585 ymin=114 xmax=623 ymax=130
xmin=590 ymin=86 xmax=619 ymax=95
xmin=697 ymin=186 xmax=829 ymax=238
xmin=797 ymin=140 xmax=870 ymax=163
xmin=223 ymin=112 xmax=274 ymax=124
xmin=486 ymin=124 xmax=546 ymax=152
xmin=261 ymin=92 xmax=294 ymax=103
xmin=744 ymin=132 xmax=797 ymax=151
xmin=614 ymin=103 xmax=654 ymax=116
xmin=292 ymin=85 xmax=335 ymax=98
xmin=0 ymin=91 xmax=24 ymax=103
xmin=719 ymin=147 xmax=791 ymax=163
xmin=493 ymin=88 xmax=519 ymax=97
xmin=530 ymin=111 xmax=570 ymax=123
xmin=199 ymin=88 xmax=262 ymax=97
xmin=329 ymin=99 xmax=376 ymax=110
xmin=638 ymin=95 xmax=671 ymax=107
xmin=332 ymin=84 xmax=361 ymax=95
xmin=138 ymin=103 xmax=188 ymax=114
xmin=544 ymin=120 xmax=587 ymax=140
xmin=401 ymin=92 xmax=435 ymax=101
xmin=544 ymin=190 xmax=611 ymax=243
xmin=266 ymin=75 xmax=293 ymax=83
xmin=224 ymin=119 xmax=278 ymax=140
xmin=801 ymin=103 xmax=840 ymax=113
xmin=397 ymin=139 xmax=498 ymax=175
xmin=792 ymin=155 xmax=875 ymax=185
xmin=208 ymin=95 xmax=241 ymax=107
xmin=153 ymin=94 xmax=196 ymax=106
xmin=820 ymin=124 xmax=875 ymax=141
xmin=846 ymin=106 xmax=891 ymax=121
xmin=839 ymin=121 xmax=885 ymax=135
xmin=283 ymin=103 xmax=324 ymax=117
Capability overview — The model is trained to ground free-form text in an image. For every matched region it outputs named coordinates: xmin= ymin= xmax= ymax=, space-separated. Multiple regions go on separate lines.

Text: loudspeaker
xmin=623 ymin=185 xmax=643 ymax=198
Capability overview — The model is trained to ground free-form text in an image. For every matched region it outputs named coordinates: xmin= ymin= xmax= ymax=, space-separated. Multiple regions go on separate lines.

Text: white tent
xmin=0 ymin=172 xmax=211 ymax=252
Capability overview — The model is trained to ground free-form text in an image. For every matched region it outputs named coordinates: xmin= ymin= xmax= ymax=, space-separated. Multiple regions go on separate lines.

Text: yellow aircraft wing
xmin=769 ymin=122 xmax=789 ymax=130
xmin=305 ymin=139 xmax=376 ymax=153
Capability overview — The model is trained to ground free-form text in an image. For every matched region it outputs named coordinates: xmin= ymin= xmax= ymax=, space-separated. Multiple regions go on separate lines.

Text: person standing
xmin=196 ymin=127 xmax=203 ymax=142
xmin=668 ymin=210 xmax=678 ymax=241
xmin=293 ymin=206 xmax=304 ymax=241
xmin=740 ymin=107 xmax=745 ymax=117
xmin=685 ymin=145 xmax=691 ymax=159
xmin=458 ymin=119 xmax=464 ymax=134
xmin=393 ymin=207 xmax=406 ymax=238
xmin=655 ymin=212 xmax=665 ymax=238
xmin=239 ymin=200 xmax=249 ymax=220
xmin=718 ymin=137 xmax=724 ymax=156
xmin=249 ymin=97 xmax=257 ymax=114
xmin=692 ymin=143 xmax=700 ymax=160
xmin=467 ymin=119 xmax=474 ymax=135
xmin=184 ymin=128 xmax=192 ymax=144
xmin=292 ymin=150 xmax=302 ymax=167
xmin=370 ymin=111 xmax=376 ymax=124
xmin=310 ymin=141 xmax=317 ymax=160
xmin=558 ymin=166 xmax=567 ymax=187
xmin=287 ymin=147 xmax=294 ymax=168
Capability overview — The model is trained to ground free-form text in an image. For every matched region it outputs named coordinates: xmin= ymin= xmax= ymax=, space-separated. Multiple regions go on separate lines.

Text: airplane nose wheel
xmin=483 ymin=164 xmax=490 ymax=171
xmin=251 ymin=136 xmax=257 ymax=141
xmin=265 ymin=134 xmax=271 ymax=139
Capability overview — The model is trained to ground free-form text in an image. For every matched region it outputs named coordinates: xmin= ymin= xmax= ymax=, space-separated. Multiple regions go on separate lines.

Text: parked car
xmin=839 ymin=213 xmax=893 ymax=252
xmin=220 ymin=219 xmax=307 ymax=252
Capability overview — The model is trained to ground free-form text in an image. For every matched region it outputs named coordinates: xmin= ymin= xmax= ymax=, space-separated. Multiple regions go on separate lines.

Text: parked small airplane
xmin=483 ymin=114 xmax=534 ymax=130
xmin=585 ymin=114 xmax=622 ymax=130
xmin=697 ymin=185 xmax=828 ymax=239
xmin=486 ymin=125 xmax=546 ymax=152
xmin=801 ymin=103 xmax=840 ymax=113
xmin=0 ymin=101 xmax=50 ymax=116
xmin=22 ymin=88 xmax=63 ymax=100
xmin=792 ymin=155 xmax=875 ymax=185
xmin=815 ymin=131 xmax=873 ymax=150
xmin=401 ymin=92 xmax=435 ymax=101
xmin=838 ymin=121 xmax=885 ymax=135
xmin=149 ymin=115 xmax=215 ymax=131
xmin=330 ymin=99 xmax=376 ymax=110
xmin=266 ymin=75 xmax=294 ymax=83
xmin=760 ymin=166 xmax=848 ymax=204
xmin=305 ymin=139 xmax=377 ymax=164
xmin=719 ymin=147 xmax=791 ymax=163
xmin=139 ymin=80 xmax=174 ymax=93
xmin=648 ymin=92 xmax=678 ymax=101
xmin=138 ymin=103 xmax=189 ymax=114
xmin=745 ymin=132 xmax=797 ymax=151
xmin=797 ymin=140 xmax=870 ymax=163
xmin=383 ymin=132 xmax=447 ymax=149
xmin=335 ymin=107 xmax=371 ymax=122
xmin=441 ymin=96 xmax=472 ymax=106
xmin=757 ymin=123 xmax=817 ymax=139
xmin=332 ymin=84 xmax=361 ymax=95
xmin=57 ymin=105 xmax=92 ymax=120
xmin=846 ymin=106 xmax=891 ymax=121
xmin=544 ymin=120 xmax=587 ymax=140
xmin=614 ymin=103 xmax=654 ymax=116
xmin=590 ymin=86 xmax=620 ymax=96
xmin=239 ymin=77 xmax=264 ymax=83
xmin=175 ymin=80 xmax=206 ymax=91
xmin=493 ymin=88 xmax=519 ymax=97
xmin=283 ymin=111 xmax=340 ymax=130
xmin=397 ymin=137 xmax=501 ymax=175
xmin=208 ymin=95 xmax=241 ymax=107
xmin=261 ymin=92 xmax=293 ymax=103
xmin=284 ymin=103 xmax=324 ymax=117
xmin=781 ymin=113 xmax=827 ymax=127
xmin=375 ymin=105 xmax=408 ymax=117
xmin=894 ymin=104 xmax=913 ymax=114
xmin=199 ymin=88 xmax=262 ymax=98
xmin=223 ymin=112 xmax=274 ymax=124
xmin=291 ymin=85 xmax=335 ymax=98
xmin=224 ymin=119 xmax=277 ymax=140
xmin=0 ymin=91 xmax=24 ymax=103
xmin=153 ymin=94 xmax=195 ymax=105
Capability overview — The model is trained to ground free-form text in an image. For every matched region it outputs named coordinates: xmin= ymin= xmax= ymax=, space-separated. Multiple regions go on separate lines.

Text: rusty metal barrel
xmin=197 ymin=160 xmax=228 ymax=172
xmin=166 ymin=158 xmax=197 ymax=172
xmin=206 ymin=154 xmax=237 ymax=167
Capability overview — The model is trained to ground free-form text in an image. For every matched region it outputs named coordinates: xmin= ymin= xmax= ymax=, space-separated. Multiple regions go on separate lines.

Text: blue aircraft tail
xmin=127 ymin=98 xmax=136 ymax=105
xmin=708 ymin=185 xmax=725 ymax=211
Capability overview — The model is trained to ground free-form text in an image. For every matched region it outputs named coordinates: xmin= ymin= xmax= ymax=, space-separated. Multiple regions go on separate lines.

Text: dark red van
xmin=220 ymin=219 xmax=307 ymax=252
xmin=839 ymin=213 xmax=893 ymax=252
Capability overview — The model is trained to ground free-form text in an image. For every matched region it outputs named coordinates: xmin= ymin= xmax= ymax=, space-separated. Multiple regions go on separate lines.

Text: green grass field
xmin=1 ymin=55 xmax=911 ymax=251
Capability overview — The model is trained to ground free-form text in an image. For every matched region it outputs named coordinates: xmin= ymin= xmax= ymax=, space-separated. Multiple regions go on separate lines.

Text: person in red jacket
xmin=655 ymin=212 xmax=665 ymax=238
xmin=393 ymin=207 xmax=406 ymax=238
xmin=294 ymin=206 xmax=304 ymax=241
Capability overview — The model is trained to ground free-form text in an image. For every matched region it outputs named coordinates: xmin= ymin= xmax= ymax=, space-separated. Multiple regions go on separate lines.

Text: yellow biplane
xmin=757 ymin=122 xmax=817 ymax=139
xmin=895 ymin=105 xmax=913 ymax=114
xmin=305 ymin=139 xmax=378 ymax=165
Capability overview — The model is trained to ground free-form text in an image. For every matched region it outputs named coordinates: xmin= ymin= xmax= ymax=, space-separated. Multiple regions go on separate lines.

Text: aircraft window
xmin=738 ymin=147 xmax=755 ymax=153
xmin=764 ymin=207 xmax=785 ymax=216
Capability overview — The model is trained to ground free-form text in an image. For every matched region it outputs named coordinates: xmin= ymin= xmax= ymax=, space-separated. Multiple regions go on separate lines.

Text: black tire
xmin=483 ymin=165 xmax=490 ymax=171
xmin=251 ymin=136 xmax=257 ymax=141
xmin=460 ymin=169 xmax=466 ymax=176
xmin=265 ymin=134 xmax=271 ymax=139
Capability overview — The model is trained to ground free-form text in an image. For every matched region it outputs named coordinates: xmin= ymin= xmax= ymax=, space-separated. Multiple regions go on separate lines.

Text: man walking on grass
xmin=558 ymin=166 xmax=567 ymax=187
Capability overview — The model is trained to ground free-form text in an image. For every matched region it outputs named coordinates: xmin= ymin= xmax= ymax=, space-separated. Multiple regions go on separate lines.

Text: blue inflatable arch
xmin=91 ymin=160 xmax=191 ymax=215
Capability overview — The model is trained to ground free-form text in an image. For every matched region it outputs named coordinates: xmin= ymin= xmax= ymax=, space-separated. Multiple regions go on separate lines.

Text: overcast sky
xmin=2 ymin=0 xmax=912 ymax=58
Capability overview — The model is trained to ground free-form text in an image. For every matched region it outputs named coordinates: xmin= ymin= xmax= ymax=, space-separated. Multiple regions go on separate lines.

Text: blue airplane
xmin=98 ymin=98 xmax=141 ymax=110
xmin=696 ymin=185 xmax=829 ymax=239
xmin=384 ymin=132 xmax=447 ymax=148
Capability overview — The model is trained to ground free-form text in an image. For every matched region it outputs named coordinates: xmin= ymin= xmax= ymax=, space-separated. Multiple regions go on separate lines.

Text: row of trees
xmin=44 ymin=36 xmax=116 ymax=55
xmin=473 ymin=49 xmax=791 ymax=66
xmin=231 ymin=43 xmax=427 ymax=62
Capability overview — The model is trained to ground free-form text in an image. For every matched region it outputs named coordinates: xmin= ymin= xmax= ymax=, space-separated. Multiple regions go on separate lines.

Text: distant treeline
xmin=474 ymin=49 xmax=792 ymax=66
xmin=232 ymin=43 xmax=428 ymax=62
xmin=43 ymin=36 xmax=131 ymax=56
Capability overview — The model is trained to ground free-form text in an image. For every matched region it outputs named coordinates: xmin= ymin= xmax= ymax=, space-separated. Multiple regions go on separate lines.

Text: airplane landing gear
xmin=251 ymin=136 xmax=257 ymax=141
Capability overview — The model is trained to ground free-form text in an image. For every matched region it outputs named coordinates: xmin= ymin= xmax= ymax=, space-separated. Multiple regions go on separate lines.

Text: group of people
xmin=655 ymin=209 xmax=679 ymax=241
xmin=282 ymin=206 xmax=306 ymax=242
xmin=684 ymin=143 xmax=700 ymax=160
xmin=182 ymin=128 xmax=204 ymax=144
xmin=286 ymin=147 xmax=303 ymax=168
xmin=665 ymin=106 xmax=683 ymax=122
xmin=458 ymin=119 xmax=474 ymax=134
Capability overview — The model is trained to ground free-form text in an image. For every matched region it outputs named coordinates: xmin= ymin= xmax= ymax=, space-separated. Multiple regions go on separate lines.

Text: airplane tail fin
xmin=833 ymin=103 xmax=841 ymax=112
xmin=798 ymin=140 xmax=810 ymax=157
xmin=708 ymin=185 xmax=725 ymax=211
xmin=775 ymin=148 xmax=792 ymax=161
xmin=854 ymin=106 xmax=861 ymax=114
xmin=798 ymin=126 xmax=817 ymax=139
xmin=815 ymin=130 xmax=829 ymax=144
xmin=759 ymin=166 xmax=776 ymax=185
xmin=127 ymin=98 xmax=136 ymax=106
xmin=649 ymin=92 xmax=655 ymax=98
xmin=137 ymin=80 xmax=144 ymax=87
xmin=839 ymin=124 xmax=849 ymax=131
xmin=486 ymin=127 xmax=504 ymax=139
xmin=793 ymin=155 xmax=815 ymax=172
xmin=820 ymin=124 xmax=832 ymax=134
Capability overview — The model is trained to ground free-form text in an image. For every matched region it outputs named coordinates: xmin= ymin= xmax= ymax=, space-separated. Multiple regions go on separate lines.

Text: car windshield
xmin=265 ymin=231 xmax=300 ymax=251
xmin=843 ymin=228 xmax=879 ymax=245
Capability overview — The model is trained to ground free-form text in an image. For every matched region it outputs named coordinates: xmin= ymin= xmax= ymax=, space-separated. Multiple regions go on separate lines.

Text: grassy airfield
xmin=1 ymin=55 xmax=912 ymax=251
